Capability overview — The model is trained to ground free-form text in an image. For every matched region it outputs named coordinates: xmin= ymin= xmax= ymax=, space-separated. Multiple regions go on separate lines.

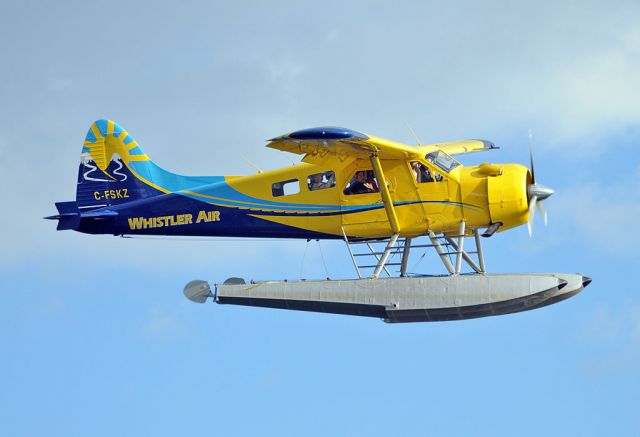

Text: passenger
xmin=345 ymin=171 xmax=376 ymax=194
xmin=421 ymin=164 xmax=434 ymax=182
xmin=366 ymin=171 xmax=379 ymax=192
xmin=309 ymin=174 xmax=325 ymax=190
xmin=309 ymin=172 xmax=335 ymax=190
xmin=411 ymin=162 xmax=434 ymax=183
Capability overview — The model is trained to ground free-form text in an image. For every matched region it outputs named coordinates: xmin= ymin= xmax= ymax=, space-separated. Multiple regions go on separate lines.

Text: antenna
xmin=405 ymin=121 xmax=422 ymax=146
xmin=240 ymin=156 xmax=263 ymax=174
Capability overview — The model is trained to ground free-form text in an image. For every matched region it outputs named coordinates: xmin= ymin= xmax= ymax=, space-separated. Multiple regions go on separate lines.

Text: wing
xmin=423 ymin=139 xmax=498 ymax=155
xmin=266 ymin=127 xmax=423 ymax=160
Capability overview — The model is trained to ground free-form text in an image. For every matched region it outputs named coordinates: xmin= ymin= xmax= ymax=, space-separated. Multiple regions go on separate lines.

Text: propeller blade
xmin=537 ymin=200 xmax=548 ymax=226
xmin=528 ymin=195 xmax=538 ymax=237
xmin=528 ymin=129 xmax=536 ymax=184
xmin=526 ymin=130 xmax=553 ymax=235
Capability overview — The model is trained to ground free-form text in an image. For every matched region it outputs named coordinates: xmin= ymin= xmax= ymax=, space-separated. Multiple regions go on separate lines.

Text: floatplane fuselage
xmin=48 ymin=120 xmax=589 ymax=322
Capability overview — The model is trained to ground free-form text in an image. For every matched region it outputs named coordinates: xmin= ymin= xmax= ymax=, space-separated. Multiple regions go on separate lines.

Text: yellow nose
xmin=487 ymin=164 xmax=530 ymax=231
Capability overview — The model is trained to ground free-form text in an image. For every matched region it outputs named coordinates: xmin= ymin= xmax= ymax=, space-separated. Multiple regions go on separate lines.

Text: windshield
xmin=425 ymin=150 xmax=460 ymax=173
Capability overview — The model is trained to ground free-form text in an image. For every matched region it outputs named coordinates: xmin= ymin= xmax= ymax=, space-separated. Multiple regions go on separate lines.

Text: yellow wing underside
xmin=267 ymin=129 xmax=496 ymax=161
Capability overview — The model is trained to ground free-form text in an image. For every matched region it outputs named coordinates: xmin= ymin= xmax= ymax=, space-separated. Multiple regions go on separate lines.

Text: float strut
xmin=341 ymin=226 xmax=362 ymax=279
xmin=454 ymin=220 xmax=465 ymax=274
xmin=474 ymin=229 xmax=486 ymax=273
xmin=445 ymin=236 xmax=482 ymax=274
xmin=428 ymin=230 xmax=455 ymax=274
xmin=371 ymin=233 xmax=399 ymax=279
xmin=400 ymin=238 xmax=412 ymax=277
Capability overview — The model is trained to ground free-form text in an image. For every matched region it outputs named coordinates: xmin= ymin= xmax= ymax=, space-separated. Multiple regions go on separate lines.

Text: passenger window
xmin=272 ymin=179 xmax=300 ymax=197
xmin=344 ymin=170 xmax=379 ymax=195
xmin=307 ymin=171 xmax=335 ymax=191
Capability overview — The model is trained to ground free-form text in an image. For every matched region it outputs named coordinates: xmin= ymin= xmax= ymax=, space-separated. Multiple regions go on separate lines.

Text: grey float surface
xmin=213 ymin=273 xmax=588 ymax=322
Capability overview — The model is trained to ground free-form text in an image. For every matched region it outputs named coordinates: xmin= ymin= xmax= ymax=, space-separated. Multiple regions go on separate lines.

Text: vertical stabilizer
xmin=76 ymin=119 xmax=220 ymax=210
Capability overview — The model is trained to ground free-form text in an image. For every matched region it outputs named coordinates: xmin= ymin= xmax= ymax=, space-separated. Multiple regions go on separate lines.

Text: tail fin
xmin=76 ymin=119 xmax=220 ymax=210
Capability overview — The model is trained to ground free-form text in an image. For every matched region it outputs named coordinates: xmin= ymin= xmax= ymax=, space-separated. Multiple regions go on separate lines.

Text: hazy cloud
xmin=142 ymin=307 xmax=180 ymax=337
xmin=554 ymin=178 xmax=640 ymax=252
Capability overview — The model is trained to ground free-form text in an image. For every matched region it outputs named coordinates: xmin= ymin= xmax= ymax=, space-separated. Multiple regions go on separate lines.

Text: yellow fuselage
xmin=223 ymin=156 xmax=530 ymax=239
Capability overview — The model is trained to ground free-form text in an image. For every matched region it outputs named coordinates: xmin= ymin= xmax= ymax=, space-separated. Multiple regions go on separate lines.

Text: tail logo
xmin=80 ymin=152 xmax=129 ymax=183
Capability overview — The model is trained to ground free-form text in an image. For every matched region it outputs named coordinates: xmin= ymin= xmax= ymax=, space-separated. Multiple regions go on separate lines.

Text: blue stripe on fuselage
xmin=76 ymin=194 xmax=341 ymax=239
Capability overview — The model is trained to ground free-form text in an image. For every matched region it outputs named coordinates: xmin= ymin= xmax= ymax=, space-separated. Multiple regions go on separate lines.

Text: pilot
xmin=411 ymin=162 xmax=434 ymax=183
xmin=425 ymin=154 xmax=444 ymax=181
xmin=411 ymin=162 xmax=420 ymax=182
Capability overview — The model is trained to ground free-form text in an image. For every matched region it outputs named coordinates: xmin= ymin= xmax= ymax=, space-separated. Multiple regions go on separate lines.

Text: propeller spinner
xmin=527 ymin=130 xmax=553 ymax=236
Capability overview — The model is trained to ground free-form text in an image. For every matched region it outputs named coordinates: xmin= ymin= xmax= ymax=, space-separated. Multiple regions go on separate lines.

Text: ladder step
xmin=360 ymin=263 xmax=402 ymax=268
xmin=442 ymin=251 xmax=478 ymax=255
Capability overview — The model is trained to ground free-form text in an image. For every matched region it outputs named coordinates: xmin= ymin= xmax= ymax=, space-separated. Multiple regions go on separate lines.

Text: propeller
xmin=527 ymin=130 xmax=554 ymax=236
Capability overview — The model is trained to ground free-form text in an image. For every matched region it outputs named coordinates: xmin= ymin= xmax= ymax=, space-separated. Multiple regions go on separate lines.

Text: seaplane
xmin=47 ymin=119 xmax=590 ymax=322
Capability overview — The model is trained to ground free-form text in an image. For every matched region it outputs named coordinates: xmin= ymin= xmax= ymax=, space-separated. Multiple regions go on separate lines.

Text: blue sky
xmin=1 ymin=1 xmax=639 ymax=436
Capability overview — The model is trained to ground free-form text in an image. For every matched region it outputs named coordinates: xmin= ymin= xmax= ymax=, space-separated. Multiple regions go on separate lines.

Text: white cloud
xmin=554 ymin=178 xmax=640 ymax=252
xmin=545 ymin=31 xmax=640 ymax=145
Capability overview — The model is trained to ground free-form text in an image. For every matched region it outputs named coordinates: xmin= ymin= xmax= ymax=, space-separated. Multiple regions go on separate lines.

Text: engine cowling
xmin=486 ymin=164 xmax=530 ymax=231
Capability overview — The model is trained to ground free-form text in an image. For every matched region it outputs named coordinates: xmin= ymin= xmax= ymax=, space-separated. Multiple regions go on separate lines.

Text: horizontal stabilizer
xmin=54 ymin=201 xmax=79 ymax=216
xmin=44 ymin=201 xmax=81 ymax=230
xmin=45 ymin=201 xmax=118 ymax=231
xmin=80 ymin=209 xmax=119 ymax=218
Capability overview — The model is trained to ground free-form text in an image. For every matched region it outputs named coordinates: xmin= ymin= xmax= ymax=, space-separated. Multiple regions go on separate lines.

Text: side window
xmin=344 ymin=170 xmax=379 ymax=195
xmin=272 ymin=179 xmax=300 ymax=197
xmin=307 ymin=171 xmax=335 ymax=191
xmin=410 ymin=161 xmax=442 ymax=183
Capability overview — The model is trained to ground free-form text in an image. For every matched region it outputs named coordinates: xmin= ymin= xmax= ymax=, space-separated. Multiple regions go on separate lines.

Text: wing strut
xmin=369 ymin=155 xmax=400 ymax=234
xmin=368 ymin=154 xmax=402 ymax=279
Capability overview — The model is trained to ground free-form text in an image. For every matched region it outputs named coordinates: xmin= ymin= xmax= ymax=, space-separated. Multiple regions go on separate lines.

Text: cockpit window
xmin=425 ymin=150 xmax=460 ymax=173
